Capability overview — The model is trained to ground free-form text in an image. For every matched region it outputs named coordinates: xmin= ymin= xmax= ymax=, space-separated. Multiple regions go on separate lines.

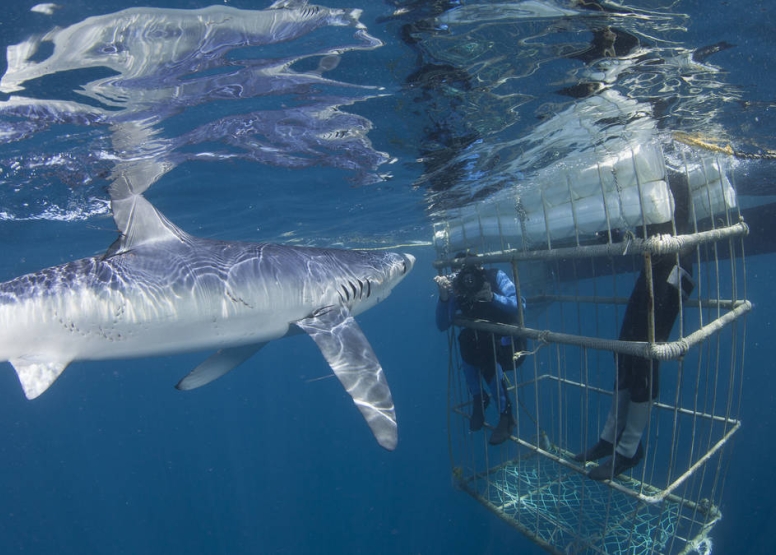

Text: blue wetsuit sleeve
xmin=491 ymin=270 xmax=519 ymax=315
xmin=436 ymin=296 xmax=458 ymax=331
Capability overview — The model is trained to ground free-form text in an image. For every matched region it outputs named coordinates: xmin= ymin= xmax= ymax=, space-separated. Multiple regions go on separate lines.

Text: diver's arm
xmin=436 ymin=295 xmax=457 ymax=331
xmin=491 ymin=270 xmax=519 ymax=314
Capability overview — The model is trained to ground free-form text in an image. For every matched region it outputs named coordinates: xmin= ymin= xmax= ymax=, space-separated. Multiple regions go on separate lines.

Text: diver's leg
xmin=485 ymin=362 xmax=508 ymax=413
xmin=463 ymin=361 xmax=489 ymax=431
xmin=590 ymin=254 xmax=692 ymax=480
xmin=589 ymin=397 xmax=649 ymax=481
xmin=574 ymin=387 xmax=630 ymax=462
xmin=488 ymin=364 xmax=515 ymax=445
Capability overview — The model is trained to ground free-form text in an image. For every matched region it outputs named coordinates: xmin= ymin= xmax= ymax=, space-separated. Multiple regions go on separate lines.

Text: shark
xmin=0 ymin=181 xmax=414 ymax=450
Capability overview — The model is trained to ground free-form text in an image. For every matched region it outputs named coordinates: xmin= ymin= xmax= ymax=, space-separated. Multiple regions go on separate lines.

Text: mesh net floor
xmin=458 ymin=454 xmax=715 ymax=555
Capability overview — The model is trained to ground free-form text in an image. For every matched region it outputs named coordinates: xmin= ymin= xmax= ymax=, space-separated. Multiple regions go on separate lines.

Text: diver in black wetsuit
xmin=560 ymin=0 xmax=701 ymax=482
xmin=574 ymin=169 xmax=695 ymax=480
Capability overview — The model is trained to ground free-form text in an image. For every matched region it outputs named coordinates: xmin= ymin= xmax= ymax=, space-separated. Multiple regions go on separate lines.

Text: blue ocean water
xmin=0 ymin=0 xmax=773 ymax=554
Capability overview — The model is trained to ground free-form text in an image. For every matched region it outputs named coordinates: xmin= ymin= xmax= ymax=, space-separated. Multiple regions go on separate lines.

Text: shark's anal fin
xmin=295 ymin=306 xmax=397 ymax=450
xmin=10 ymin=358 xmax=70 ymax=399
xmin=175 ymin=343 xmax=266 ymax=391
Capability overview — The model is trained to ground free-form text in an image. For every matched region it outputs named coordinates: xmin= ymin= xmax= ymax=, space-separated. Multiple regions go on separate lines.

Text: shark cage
xmin=433 ymin=133 xmax=749 ymax=555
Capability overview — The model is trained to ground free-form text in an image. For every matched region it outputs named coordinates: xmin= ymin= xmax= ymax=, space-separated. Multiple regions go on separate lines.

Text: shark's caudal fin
xmin=295 ymin=305 xmax=397 ymax=450
xmin=10 ymin=358 xmax=70 ymax=399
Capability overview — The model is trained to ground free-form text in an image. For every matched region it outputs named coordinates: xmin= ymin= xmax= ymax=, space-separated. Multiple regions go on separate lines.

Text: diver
xmin=435 ymin=258 xmax=524 ymax=445
xmin=574 ymin=168 xmax=695 ymax=480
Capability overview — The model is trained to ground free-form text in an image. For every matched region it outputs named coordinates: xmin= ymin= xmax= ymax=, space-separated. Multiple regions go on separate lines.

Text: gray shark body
xmin=0 ymin=194 xmax=413 ymax=450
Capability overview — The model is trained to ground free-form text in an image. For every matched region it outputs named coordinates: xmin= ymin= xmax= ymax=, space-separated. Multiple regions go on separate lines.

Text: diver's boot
xmin=489 ymin=399 xmax=515 ymax=445
xmin=573 ymin=439 xmax=615 ymax=463
xmin=588 ymin=441 xmax=644 ymax=481
xmin=589 ymin=401 xmax=649 ymax=481
xmin=574 ymin=388 xmax=630 ymax=462
xmin=470 ymin=393 xmax=489 ymax=432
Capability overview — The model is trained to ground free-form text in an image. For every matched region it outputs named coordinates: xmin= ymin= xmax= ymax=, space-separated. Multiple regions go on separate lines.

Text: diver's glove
xmin=472 ymin=281 xmax=493 ymax=303
xmin=434 ymin=274 xmax=455 ymax=302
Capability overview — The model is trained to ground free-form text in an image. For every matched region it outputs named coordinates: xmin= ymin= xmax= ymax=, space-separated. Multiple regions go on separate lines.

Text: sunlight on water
xmin=0 ymin=1 xmax=388 ymax=222
xmin=395 ymin=0 xmax=745 ymax=219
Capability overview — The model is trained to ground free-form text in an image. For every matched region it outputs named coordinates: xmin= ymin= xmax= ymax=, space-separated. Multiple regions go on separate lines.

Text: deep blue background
xmin=2 ymin=225 xmax=775 ymax=555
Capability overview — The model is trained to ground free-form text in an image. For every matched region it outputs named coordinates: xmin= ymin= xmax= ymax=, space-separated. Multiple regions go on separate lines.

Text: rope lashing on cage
xmin=454 ymin=299 xmax=751 ymax=361
xmin=512 ymin=335 xmax=548 ymax=361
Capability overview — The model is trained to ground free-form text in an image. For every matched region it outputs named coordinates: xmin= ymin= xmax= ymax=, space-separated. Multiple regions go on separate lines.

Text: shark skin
xmin=0 ymin=194 xmax=414 ymax=450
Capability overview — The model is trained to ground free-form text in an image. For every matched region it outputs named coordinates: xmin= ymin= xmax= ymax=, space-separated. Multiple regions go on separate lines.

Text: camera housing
xmin=454 ymin=265 xmax=486 ymax=297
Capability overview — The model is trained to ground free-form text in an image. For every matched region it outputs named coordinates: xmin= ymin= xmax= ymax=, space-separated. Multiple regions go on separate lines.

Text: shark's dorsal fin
xmin=106 ymin=122 xmax=185 ymax=256
xmin=268 ymin=0 xmax=308 ymax=9
xmin=107 ymin=193 xmax=189 ymax=256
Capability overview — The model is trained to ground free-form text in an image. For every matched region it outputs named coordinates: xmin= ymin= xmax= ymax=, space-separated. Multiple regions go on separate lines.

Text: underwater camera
xmin=454 ymin=264 xmax=486 ymax=298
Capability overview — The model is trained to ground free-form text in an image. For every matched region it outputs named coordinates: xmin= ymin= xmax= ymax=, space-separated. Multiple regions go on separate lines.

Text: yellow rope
xmin=673 ymin=132 xmax=734 ymax=155
xmin=674 ymin=131 xmax=776 ymax=160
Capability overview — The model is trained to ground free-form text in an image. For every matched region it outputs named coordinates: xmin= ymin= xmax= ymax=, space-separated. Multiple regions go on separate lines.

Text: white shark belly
xmin=0 ymin=281 xmax=300 ymax=363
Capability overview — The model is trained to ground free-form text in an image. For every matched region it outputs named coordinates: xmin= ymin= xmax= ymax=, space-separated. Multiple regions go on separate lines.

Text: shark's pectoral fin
xmin=175 ymin=343 xmax=266 ymax=391
xmin=295 ymin=305 xmax=397 ymax=451
xmin=10 ymin=358 xmax=70 ymax=399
